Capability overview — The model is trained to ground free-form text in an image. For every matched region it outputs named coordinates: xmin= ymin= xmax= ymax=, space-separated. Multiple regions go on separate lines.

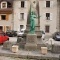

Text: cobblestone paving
xmin=0 ymin=56 xmax=34 ymax=60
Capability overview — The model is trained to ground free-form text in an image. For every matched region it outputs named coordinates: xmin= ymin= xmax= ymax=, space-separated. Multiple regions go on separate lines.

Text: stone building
xmin=13 ymin=0 xmax=29 ymax=31
xmin=0 ymin=0 xmax=59 ymax=35
xmin=39 ymin=0 xmax=58 ymax=35
xmin=0 ymin=0 xmax=13 ymax=32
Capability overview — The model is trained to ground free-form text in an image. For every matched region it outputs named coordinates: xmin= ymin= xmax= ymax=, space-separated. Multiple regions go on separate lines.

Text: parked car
xmin=52 ymin=32 xmax=60 ymax=41
xmin=17 ymin=29 xmax=25 ymax=37
xmin=40 ymin=31 xmax=45 ymax=34
xmin=40 ymin=30 xmax=45 ymax=40
xmin=0 ymin=32 xmax=9 ymax=44
xmin=6 ymin=30 xmax=17 ymax=37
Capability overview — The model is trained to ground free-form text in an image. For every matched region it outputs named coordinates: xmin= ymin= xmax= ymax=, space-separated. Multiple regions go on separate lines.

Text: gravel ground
xmin=0 ymin=56 xmax=34 ymax=60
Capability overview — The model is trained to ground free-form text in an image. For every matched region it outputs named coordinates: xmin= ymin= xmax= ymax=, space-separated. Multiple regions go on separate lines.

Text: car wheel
xmin=54 ymin=38 xmax=57 ymax=41
xmin=7 ymin=38 xmax=9 ymax=41
xmin=0 ymin=43 xmax=3 ymax=45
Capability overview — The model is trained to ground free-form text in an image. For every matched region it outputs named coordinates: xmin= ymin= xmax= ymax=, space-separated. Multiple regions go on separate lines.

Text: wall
xmin=39 ymin=0 xmax=57 ymax=35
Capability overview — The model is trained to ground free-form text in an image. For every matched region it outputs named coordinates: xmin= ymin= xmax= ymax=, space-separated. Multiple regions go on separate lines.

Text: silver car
xmin=17 ymin=29 xmax=25 ymax=37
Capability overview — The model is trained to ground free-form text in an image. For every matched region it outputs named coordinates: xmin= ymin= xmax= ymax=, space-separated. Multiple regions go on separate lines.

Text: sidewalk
xmin=0 ymin=45 xmax=59 ymax=60
xmin=0 ymin=36 xmax=60 ymax=60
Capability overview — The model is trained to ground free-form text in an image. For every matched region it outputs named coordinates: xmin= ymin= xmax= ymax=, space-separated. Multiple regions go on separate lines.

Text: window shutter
xmin=50 ymin=13 xmax=53 ymax=20
xmin=50 ymin=1 xmax=53 ymax=7
xmin=45 ymin=25 xmax=49 ymax=33
xmin=24 ymin=13 xmax=27 ymax=20
xmin=0 ymin=15 xmax=1 ymax=20
xmin=44 ymin=1 xmax=46 ymax=7
xmin=6 ymin=14 xmax=9 ymax=21
xmin=43 ymin=13 xmax=46 ymax=20
xmin=4 ymin=26 xmax=5 ymax=32
xmin=18 ymin=13 xmax=20 ymax=19
xmin=18 ymin=1 xmax=21 ymax=8
xmin=9 ymin=26 xmax=11 ymax=30
xmin=25 ymin=1 xmax=27 ymax=8
xmin=19 ymin=1 xmax=21 ymax=8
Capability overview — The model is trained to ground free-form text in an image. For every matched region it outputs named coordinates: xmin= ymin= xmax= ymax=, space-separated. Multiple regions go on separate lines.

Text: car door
xmin=3 ymin=34 xmax=8 ymax=42
xmin=0 ymin=33 xmax=4 ymax=43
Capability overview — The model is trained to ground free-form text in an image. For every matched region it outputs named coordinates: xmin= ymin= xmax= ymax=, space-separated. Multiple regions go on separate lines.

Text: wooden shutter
xmin=4 ymin=26 xmax=5 ymax=32
xmin=6 ymin=14 xmax=9 ymax=21
xmin=0 ymin=15 xmax=1 ymax=20
xmin=9 ymin=26 xmax=11 ymax=30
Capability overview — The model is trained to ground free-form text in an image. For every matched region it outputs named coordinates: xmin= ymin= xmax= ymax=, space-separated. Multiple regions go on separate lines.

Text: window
xmin=21 ymin=1 xmax=24 ymax=8
xmin=46 ymin=13 xmax=50 ymax=20
xmin=0 ymin=14 xmax=9 ymax=20
xmin=7 ymin=2 xmax=12 ymax=8
xmin=20 ymin=13 xmax=24 ymax=20
xmin=1 ymin=2 xmax=7 ymax=8
xmin=20 ymin=25 xmax=24 ymax=31
xmin=45 ymin=25 xmax=50 ymax=33
xmin=46 ymin=1 xmax=50 ymax=7
xmin=1 ymin=15 xmax=6 ymax=20
xmin=0 ymin=26 xmax=3 ymax=30
xmin=6 ymin=26 xmax=10 ymax=31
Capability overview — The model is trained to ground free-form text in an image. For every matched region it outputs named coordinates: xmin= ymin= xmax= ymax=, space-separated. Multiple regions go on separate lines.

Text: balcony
xmin=0 ymin=8 xmax=13 ymax=14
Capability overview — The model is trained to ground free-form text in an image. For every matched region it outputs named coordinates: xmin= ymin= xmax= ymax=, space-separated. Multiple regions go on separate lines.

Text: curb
xmin=0 ymin=48 xmax=59 ymax=60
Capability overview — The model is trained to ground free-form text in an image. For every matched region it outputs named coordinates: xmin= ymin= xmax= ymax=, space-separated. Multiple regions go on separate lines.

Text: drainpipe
xmin=58 ymin=0 xmax=60 ymax=32
xmin=12 ymin=1 xmax=14 ymax=30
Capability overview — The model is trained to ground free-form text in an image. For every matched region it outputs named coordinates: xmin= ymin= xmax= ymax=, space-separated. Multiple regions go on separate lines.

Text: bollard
xmin=11 ymin=45 xmax=18 ymax=53
xmin=41 ymin=47 xmax=47 ymax=55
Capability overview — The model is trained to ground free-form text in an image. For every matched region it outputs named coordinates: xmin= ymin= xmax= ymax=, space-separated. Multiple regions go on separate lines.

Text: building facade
xmin=13 ymin=0 xmax=29 ymax=31
xmin=0 ymin=0 xmax=13 ymax=32
xmin=39 ymin=0 xmax=58 ymax=35
xmin=0 ymin=0 xmax=59 ymax=35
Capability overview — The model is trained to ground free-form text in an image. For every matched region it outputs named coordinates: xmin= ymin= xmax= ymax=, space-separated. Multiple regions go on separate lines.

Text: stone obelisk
xmin=25 ymin=0 xmax=41 ymax=39
xmin=25 ymin=4 xmax=37 ymax=50
xmin=25 ymin=0 xmax=41 ymax=50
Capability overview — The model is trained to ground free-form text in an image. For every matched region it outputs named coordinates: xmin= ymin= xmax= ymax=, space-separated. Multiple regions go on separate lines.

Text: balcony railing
xmin=0 ymin=8 xmax=13 ymax=14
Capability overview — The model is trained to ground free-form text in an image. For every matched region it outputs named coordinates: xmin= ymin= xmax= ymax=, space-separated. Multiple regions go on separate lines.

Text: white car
xmin=40 ymin=31 xmax=45 ymax=40
xmin=17 ymin=29 xmax=25 ymax=37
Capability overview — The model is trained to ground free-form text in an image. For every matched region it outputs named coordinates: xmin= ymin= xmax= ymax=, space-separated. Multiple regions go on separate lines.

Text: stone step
xmin=24 ymin=30 xmax=42 ymax=38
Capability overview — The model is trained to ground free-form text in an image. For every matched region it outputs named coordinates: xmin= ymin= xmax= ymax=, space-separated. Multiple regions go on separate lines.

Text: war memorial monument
xmin=1 ymin=1 xmax=60 ymax=60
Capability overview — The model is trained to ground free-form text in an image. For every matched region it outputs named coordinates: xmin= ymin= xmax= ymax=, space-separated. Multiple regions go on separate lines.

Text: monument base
xmin=25 ymin=34 xmax=37 ymax=51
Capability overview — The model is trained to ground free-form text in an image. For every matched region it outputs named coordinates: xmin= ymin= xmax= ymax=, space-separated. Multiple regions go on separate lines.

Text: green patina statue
xmin=30 ymin=11 xmax=36 ymax=34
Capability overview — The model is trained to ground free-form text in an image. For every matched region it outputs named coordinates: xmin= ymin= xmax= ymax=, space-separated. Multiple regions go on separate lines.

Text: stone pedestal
xmin=11 ymin=45 xmax=18 ymax=53
xmin=3 ymin=41 xmax=13 ymax=50
xmin=51 ymin=44 xmax=60 ymax=53
xmin=25 ymin=34 xmax=37 ymax=50
xmin=41 ymin=47 xmax=47 ymax=55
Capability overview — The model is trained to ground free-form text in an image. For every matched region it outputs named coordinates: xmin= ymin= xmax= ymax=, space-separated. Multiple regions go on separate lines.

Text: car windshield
xmin=56 ymin=32 xmax=60 ymax=35
xmin=21 ymin=31 xmax=24 ymax=33
xmin=40 ymin=31 xmax=45 ymax=34
xmin=7 ymin=30 xmax=12 ymax=32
